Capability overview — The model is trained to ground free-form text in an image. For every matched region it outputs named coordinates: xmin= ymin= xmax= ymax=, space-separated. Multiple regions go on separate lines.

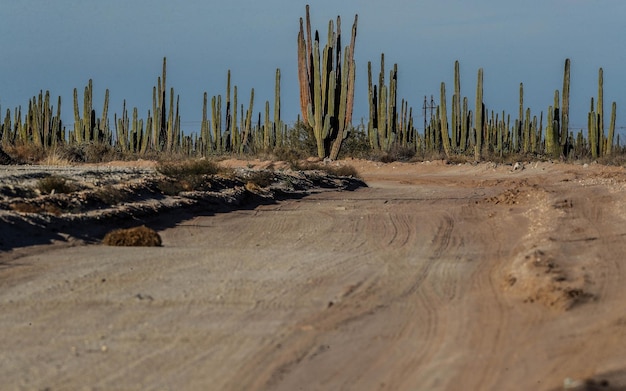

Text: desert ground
xmin=2 ymin=158 xmax=626 ymax=390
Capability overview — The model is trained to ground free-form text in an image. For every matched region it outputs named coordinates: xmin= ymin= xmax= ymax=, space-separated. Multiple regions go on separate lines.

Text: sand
xmin=1 ymin=159 xmax=626 ymax=390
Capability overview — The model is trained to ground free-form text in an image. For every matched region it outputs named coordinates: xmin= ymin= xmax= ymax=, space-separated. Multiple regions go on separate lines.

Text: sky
xmin=1 ymin=0 xmax=626 ymax=137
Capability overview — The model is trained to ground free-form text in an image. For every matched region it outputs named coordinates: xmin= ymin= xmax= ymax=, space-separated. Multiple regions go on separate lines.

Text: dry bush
xmin=337 ymin=128 xmax=371 ymax=159
xmin=36 ymin=175 xmax=78 ymax=194
xmin=56 ymin=143 xmax=119 ymax=163
xmin=156 ymin=159 xmax=220 ymax=194
xmin=244 ymin=170 xmax=275 ymax=187
xmin=102 ymin=225 xmax=162 ymax=247
xmin=6 ymin=144 xmax=46 ymax=163
xmin=10 ymin=202 xmax=62 ymax=216
xmin=289 ymin=160 xmax=360 ymax=178
xmin=326 ymin=164 xmax=360 ymax=177
xmin=157 ymin=159 xmax=219 ymax=178
xmin=94 ymin=185 xmax=128 ymax=205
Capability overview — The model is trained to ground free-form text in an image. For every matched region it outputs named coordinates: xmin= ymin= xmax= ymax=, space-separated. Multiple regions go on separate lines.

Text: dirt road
xmin=2 ymin=160 xmax=626 ymax=390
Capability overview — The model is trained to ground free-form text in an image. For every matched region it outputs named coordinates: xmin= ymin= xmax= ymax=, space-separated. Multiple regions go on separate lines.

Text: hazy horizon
xmin=2 ymin=1 xmax=625 ymax=138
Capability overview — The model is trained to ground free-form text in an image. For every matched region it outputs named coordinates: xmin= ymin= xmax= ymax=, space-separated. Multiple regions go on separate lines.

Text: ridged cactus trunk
xmin=439 ymin=82 xmax=451 ymax=157
xmin=297 ymin=5 xmax=358 ymax=159
xmin=452 ymin=60 xmax=461 ymax=151
xmin=474 ymin=68 xmax=484 ymax=161
xmin=367 ymin=54 xmax=398 ymax=152
xmin=607 ymin=101 xmax=616 ymax=155
xmin=561 ymin=59 xmax=571 ymax=156
xmin=597 ymin=68 xmax=605 ymax=156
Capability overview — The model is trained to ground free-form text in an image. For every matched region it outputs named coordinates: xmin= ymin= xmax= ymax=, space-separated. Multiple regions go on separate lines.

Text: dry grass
xmin=10 ymin=201 xmax=63 ymax=216
xmin=36 ymin=175 xmax=78 ymax=194
xmin=94 ymin=185 xmax=128 ymax=205
xmin=290 ymin=160 xmax=360 ymax=178
xmin=102 ymin=225 xmax=162 ymax=247
xmin=156 ymin=159 xmax=221 ymax=194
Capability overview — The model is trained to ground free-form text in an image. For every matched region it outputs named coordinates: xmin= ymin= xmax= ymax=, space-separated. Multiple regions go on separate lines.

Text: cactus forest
xmin=0 ymin=5 xmax=622 ymax=164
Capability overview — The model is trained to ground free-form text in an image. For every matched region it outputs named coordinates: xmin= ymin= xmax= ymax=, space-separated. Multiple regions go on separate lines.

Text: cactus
xmin=297 ymin=5 xmax=358 ymax=158
xmin=561 ymin=59 xmax=570 ymax=155
xmin=240 ymin=88 xmax=254 ymax=152
xmin=452 ymin=60 xmax=461 ymax=150
xmin=439 ymin=82 xmax=451 ymax=157
xmin=597 ymin=68 xmax=604 ymax=155
xmin=607 ymin=101 xmax=616 ymax=155
xmin=474 ymin=68 xmax=484 ymax=161
xmin=367 ymin=54 xmax=399 ymax=152
xmin=274 ymin=68 xmax=282 ymax=150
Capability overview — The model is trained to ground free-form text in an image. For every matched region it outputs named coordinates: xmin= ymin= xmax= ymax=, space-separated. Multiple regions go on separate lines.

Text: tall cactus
xmin=607 ymin=101 xmax=616 ymax=155
xmin=597 ymin=67 xmax=604 ymax=155
xmin=474 ymin=68 xmax=484 ymax=161
xmin=452 ymin=60 xmax=461 ymax=150
xmin=561 ymin=58 xmax=570 ymax=155
xmin=439 ymin=82 xmax=451 ymax=157
xmin=297 ymin=5 xmax=358 ymax=158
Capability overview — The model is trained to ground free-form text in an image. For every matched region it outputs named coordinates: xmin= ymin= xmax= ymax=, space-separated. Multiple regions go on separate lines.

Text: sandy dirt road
xmin=2 ymin=160 xmax=626 ymax=390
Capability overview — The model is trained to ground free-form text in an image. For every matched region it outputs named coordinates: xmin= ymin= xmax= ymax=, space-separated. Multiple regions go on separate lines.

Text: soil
xmin=2 ymin=158 xmax=626 ymax=390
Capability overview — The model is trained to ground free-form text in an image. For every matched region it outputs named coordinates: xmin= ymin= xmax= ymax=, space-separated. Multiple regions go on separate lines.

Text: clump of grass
xmin=10 ymin=201 xmax=62 ymax=216
xmin=156 ymin=159 xmax=220 ymax=194
xmin=337 ymin=128 xmax=371 ymax=159
xmin=36 ymin=175 xmax=77 ymax=194
xmin=55 ymin=142 xmax=119 ymax=163
xmin=244 ymin=170 xmax=275 ymax=187
xmin=289 ymin=160 xmax=360 ymax=178
xmin=94 ymin=185 xmax=128 ymax=206
xmin=369 ymin=144 xmax=416 ymax=163
xmin=157 ymin=159 xmax=219 ymax=177
xmin=102 ymin=225 xmax=162 ymax=247
xmin=6 ymin=144 xmax=45 ymax=163
xmin=326 ymin=164 xmax=360 ymax=177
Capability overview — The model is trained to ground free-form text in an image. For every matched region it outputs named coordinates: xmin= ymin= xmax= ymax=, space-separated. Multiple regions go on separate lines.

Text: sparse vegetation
xmin=155 ymin=159 xmax=221 ymax=194
xmin=102 ymin=225 xmax=162 ymax=247
xmin=0 ymin=4 xmax=623 ymax=165
xmin=36 ymin=175 xmax=78 ymax=194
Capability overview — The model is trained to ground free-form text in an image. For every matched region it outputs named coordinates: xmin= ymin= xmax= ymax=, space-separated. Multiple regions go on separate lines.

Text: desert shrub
xmin=156 ymin=159 xmax=220 ymax=194
xmin=94 ymin=185 xmax=128 ymax=205
xmin=102 ymin=225 xmax=162 ymax=247
xmin=289 ymin=160 xmax=360 ymax=178
xmin=244 ymin=170 xmax=275 ymax=187
xmin=338 ymin=127 xmax=371 ymax=159
xmin=10 ymin=201 xmax=62 ymax=216
xmin=278 ymin=122 xmax=317 ymax=158
xmin=6 ymin=144 xmax=45 ymax=163
xmin=56 ymin=142 xmax=119 ymax=163
xmin=157 ymin=159 xmax=219 ymax=177
xmin=325 ymin=164 xmax=360 ymax=177
xmin=36 ymin=175 xmax=77 ymax=194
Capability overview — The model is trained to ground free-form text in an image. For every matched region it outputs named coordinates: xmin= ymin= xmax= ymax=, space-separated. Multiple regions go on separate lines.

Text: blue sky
xmin=1 ymin=0 xmax=625 ymax=136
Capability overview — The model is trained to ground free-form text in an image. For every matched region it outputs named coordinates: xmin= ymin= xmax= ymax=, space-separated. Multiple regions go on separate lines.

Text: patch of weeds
xmin=10 ymin=201 xmax=62 ymax=216
xmin=36 ymin=175 xmax=78 ymax=194
xmin=6 ymin=144 xmax=45 ymax=163
xmin=244 ymin=170 xmax=275 ymax=188
xmin=289 ymin=160 xmax=360 ymax=178
xmin=338 ymin=127 xmax=371 ymax=159
xmin=325 ymin=165 xmax=360 ymax=178
xmin=156 ymin=159 xmax=220 ymax=194
xmin=56 ymin=143 xmax=120 ymax=163
xmin=102 ymin=225 xmax=162 ymax=247
xmin=157 ymin=159 xmax=219 ymax=177
xmin=94 ymin=185 xmax=128 ymax=206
